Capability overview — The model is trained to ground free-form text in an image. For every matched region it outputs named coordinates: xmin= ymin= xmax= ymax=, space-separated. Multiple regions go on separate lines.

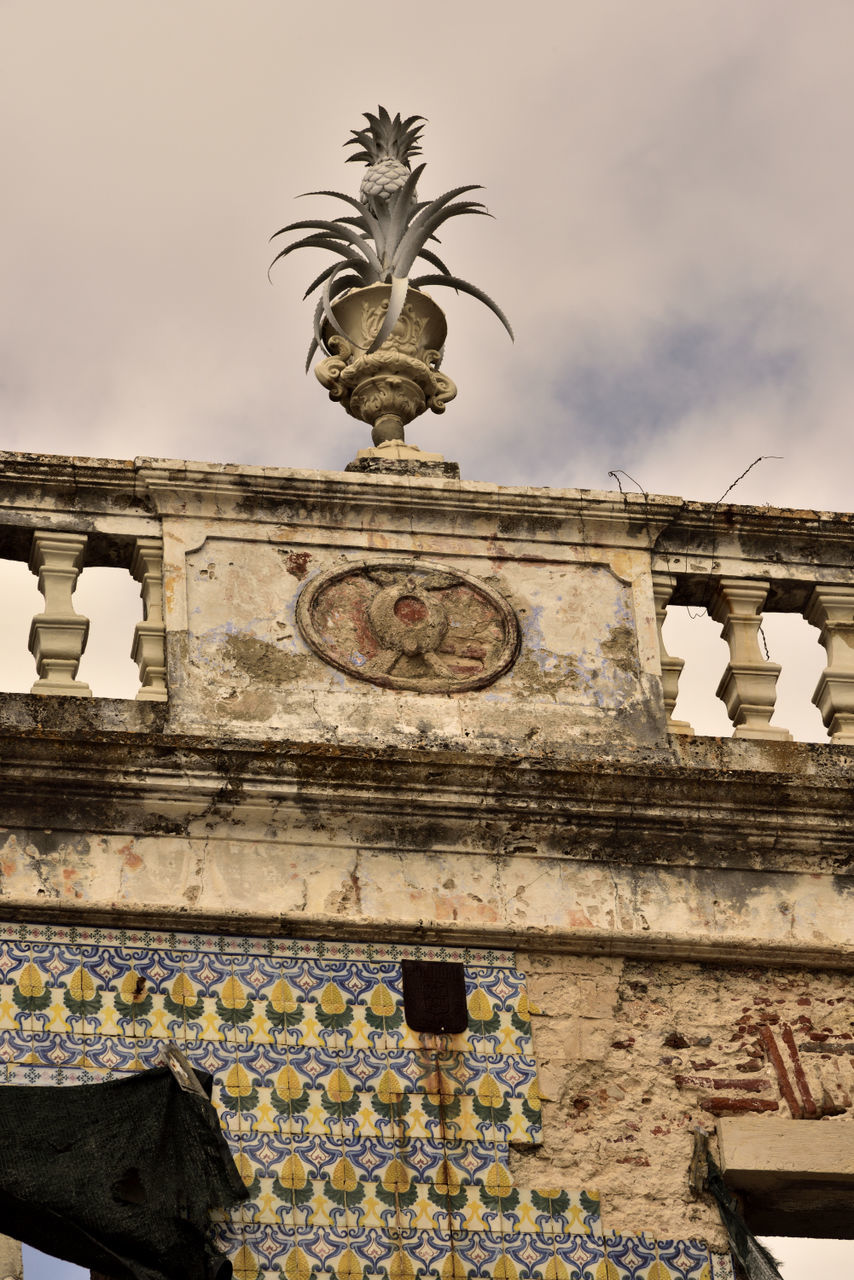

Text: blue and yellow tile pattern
xmin=0 ymin=923 xmax=732 ymax=1280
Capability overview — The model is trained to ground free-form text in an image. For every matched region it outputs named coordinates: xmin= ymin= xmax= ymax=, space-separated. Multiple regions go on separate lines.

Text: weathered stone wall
xmin=0 ymin=708 xmax=851 ymax=969
xmin=2 ymin=452 xmax=854 ymax=1273
xmin=514 ymin=952 xmax=854 ymax=1247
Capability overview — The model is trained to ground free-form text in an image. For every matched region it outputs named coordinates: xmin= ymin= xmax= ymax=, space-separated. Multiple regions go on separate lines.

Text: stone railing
xmin=6 ymin=529 xmax=167 ymax=701
xmin=0 ymin=454 xmax=167 ymax=702
xmin=648 ymin=495 xmax=854 ymax=744
xmin=0 ymin=452 xmax=853 ymax=746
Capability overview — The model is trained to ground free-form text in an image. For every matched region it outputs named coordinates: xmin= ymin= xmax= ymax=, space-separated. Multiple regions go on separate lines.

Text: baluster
xmin=651 ymin=572 xmax=693 ymax=734
xmin=28 ymin=531 xmax=92 ymax=696
xmin=710 ymin=578 xmax=790 ymax=740
xmin=131 ymin=537 xmax=168 ymax=701
xmin=805 ymin=585 xmax=854 ymax=743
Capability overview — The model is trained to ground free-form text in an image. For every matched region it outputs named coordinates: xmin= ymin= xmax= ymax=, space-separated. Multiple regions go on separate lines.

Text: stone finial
xmin=314 ymin=283 xmax=457 ymax=449
xmin=269 ymin=107 xmax=512 ymax=461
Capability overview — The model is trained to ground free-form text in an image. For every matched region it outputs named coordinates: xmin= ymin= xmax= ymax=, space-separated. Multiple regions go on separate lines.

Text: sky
xmin=3 ymin=0 xmax=854 ymax=511
xmin=4 ymin=4 xmax=854 ymax=1275
xmin=3 ymin=0 xmax=850 ymax=729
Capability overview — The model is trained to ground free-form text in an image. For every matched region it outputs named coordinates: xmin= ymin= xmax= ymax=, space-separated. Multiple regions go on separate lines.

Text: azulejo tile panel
xmin=0 ymin=922 xmax=514 ymax=968
xmin=0 ymin=921 xmax=730 ymax=1280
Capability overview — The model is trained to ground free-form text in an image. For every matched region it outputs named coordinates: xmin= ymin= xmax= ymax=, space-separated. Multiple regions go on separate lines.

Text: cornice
xmin=0 ymin=721 xmax=851 ymax=875
xmin=136 ymin=459 xmax=682 ymax=550
xmin=0 ymin=452 xmax=851 ymax=570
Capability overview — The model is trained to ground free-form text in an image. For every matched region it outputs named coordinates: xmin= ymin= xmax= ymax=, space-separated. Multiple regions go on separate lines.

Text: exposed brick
xmin=781 ymin=1023 xmax=818 ymax=1117
xmin=515 ymin=953 xmax=854 ymax=1250
xmin=700 ymin=1098 xmax=780 ymax=1115
xmin=675 ymin=1074 xmax=769 ymax=1093
xmin=759 ymin=1024 xmax=803 ymax=1118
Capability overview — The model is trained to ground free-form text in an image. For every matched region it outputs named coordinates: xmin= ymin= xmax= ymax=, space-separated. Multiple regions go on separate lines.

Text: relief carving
xmin=296 ymin=560 xmax=519 ymax=692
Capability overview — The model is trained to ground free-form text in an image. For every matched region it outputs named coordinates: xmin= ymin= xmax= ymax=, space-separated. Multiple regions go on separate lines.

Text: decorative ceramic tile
xmin=500 ymin=1229 xmax=560 ymax=1278
xmin=449 ymin=1229 xmax=506 ymax=1278
xmin=708 ymin=1252 xmax=734 ymax=1280
xmin=654 ymin=1240 xmax=712 ymax=1280
xmin=0 ymin=921 xmax=517 ymax=969
xmin=233 ymin=1221 xmax=296 ymax=1272
xmin=240 ymin=1128 xmax=292 ymax=1171
xmin=0 ymin=920 xmax=717 ymax=1280
xmin=3 ymin=1061 xmax=113 ymax=1087
xmin=76 ymin=1034 xmax=160 ymax=1072
xmin=602 ymin=1234 xmax=660 ymax=1278
xmin=514 ymin=1189 xmax=602 ymax=1238
xmin=505 ymin=1095 xmax=542 ymax=1146
xmin=390 ymin=1228 xmax=458 ymax=1278
xmin=253 ymin=1223 xmax=355 ymax=1272
xmin=453 ymin=1138 xmax=510 ymax=1181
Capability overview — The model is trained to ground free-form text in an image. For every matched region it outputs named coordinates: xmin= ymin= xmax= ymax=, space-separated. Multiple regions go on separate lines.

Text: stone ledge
xmin=0 ymin=692 xmax=167 ymax=734
xmin=718 ymin=1115 xmax=854 ymax=1237
xmin=0 ymin=710 xmax=851 ymax=873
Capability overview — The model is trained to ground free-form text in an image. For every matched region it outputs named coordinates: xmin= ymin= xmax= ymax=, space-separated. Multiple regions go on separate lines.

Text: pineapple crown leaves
xmin=269 ymin=112 xmax=513 ymax=370
xmin=344 ymin=106 xmax=426 ymax=166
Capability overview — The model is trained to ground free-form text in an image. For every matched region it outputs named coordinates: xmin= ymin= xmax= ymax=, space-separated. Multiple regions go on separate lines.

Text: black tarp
xmin=0 ymin=1067 xmax=247 ymax=1280
xmin=691 ymin=1131 xmax=783 ymax=1280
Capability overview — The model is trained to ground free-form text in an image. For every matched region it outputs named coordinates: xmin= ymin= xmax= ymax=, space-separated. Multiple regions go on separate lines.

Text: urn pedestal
xmin=314 ymin=285 xmax=457 ymax=449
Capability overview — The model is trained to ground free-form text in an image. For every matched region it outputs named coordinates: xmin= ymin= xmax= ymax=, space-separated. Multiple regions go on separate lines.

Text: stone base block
xmin=667 ymin=719 xmax=695 ymax=736
xmin=31 ymin=674 xmax=92 ymax=697
xmin=732 ymin=724 xmax=792 ymax=741
xmin=345 ymin=448 xmax=460 ymax=479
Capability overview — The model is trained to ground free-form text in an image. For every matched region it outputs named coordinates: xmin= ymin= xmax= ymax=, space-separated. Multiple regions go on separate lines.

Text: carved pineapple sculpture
xmin=270 ymin=107 xmax=512 ymax=450
xmin=346 ymin=107 xmax=425 ymax=211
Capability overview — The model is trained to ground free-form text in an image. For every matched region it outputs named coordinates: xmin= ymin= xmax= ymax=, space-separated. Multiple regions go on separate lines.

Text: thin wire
xmin=607 ymin=469 xmax=647 ymax=496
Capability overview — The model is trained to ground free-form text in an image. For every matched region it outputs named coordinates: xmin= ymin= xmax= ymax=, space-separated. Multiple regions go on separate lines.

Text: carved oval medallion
xmin=296 ymin=559 xmax=519 ymax=693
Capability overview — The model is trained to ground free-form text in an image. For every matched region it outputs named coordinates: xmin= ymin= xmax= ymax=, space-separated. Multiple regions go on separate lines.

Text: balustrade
xmin=130 ymin=537 xmax=168 ymax=702
xmin=0 ymin=454 xmax=852 ymax=745
xmin=710 ymin=578 xmax=791 ymax=740
xmin=2 ymin=530 xmax=167 ymax=702
xmin=656 ymin=574 xmax=854 ymax=744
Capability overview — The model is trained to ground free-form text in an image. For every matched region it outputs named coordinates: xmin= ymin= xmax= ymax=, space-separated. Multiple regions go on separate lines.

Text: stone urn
xmin=314 ymin=284 xmax=458 ymax=445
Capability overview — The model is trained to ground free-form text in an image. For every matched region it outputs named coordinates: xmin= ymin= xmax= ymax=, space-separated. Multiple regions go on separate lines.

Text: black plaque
xmin=402 ymin=960 xmax=468 ymax=1034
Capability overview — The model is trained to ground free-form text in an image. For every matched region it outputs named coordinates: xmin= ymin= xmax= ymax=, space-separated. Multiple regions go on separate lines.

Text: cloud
xmin=1 ymin=0 xmax=853 ymax=511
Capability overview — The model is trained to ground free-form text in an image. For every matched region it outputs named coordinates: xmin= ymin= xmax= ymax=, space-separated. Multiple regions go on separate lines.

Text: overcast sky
xmin=3 ymin=0 xmax=854 ymax=511
xmin=4 ymin=6 xmax=854 ymax=1274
